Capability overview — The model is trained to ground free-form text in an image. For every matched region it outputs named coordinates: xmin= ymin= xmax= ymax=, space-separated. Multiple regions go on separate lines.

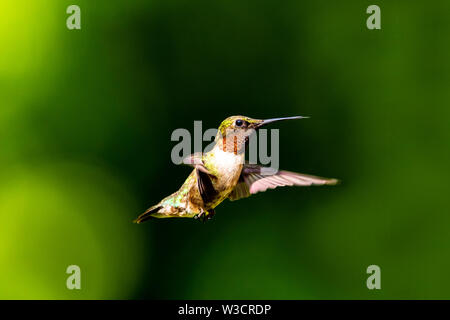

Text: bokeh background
xmin=0 ymin=0 xmax=449 ymax=299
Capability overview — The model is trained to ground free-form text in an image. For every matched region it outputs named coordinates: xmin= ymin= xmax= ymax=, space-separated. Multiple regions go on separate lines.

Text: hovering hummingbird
xmin=134 ymin=116 xmax=338 ymax=223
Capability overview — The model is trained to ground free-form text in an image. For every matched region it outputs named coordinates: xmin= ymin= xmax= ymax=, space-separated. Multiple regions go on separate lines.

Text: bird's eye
xmin=235 ymin=119 xmax=244 ymax=127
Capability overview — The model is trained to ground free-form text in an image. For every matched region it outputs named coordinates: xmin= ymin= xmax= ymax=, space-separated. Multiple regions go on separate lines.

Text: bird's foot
xmin=194 ymin=209 xmax=215 ymax=223
xmin=207 ymin=209 xmax=216 ymax=220
xmin=193 ymin=212 xmax=205 ymax=222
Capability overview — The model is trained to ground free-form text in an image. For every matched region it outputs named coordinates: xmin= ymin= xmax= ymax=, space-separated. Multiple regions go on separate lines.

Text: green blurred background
xmin=0 ymin=0 xmax=449 ymax=299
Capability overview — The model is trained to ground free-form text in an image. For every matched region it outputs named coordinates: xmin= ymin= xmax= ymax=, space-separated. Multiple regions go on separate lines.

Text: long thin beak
xmin=255 ymin=116 xmax=308 ymax=128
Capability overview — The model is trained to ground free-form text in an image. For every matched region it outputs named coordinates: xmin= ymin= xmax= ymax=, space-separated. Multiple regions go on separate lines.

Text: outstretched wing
xmin=228 ymin=164 xmax=338 ymax=201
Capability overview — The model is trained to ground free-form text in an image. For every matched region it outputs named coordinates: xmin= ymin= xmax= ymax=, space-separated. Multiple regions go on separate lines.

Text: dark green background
xmin=0 ymin=0 xmax=449 ymax=299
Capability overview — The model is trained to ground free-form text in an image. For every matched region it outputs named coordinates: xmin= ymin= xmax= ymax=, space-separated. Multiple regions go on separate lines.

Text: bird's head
xmin=215 ymin=115 xmax=307 ymax=153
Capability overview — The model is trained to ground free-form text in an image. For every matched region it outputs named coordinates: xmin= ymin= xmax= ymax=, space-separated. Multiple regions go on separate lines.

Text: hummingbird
xmin=134 ymin=115 xmax=338 ymax=223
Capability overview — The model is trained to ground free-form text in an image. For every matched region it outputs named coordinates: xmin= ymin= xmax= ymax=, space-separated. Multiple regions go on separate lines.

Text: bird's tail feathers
xmin=133 ymin=204 xmax=162 ymax=224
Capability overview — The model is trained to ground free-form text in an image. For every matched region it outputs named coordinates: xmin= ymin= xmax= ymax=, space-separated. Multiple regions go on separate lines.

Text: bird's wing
xmin=228 ymin=164 xmax=338 ymax=201
xmin=196 ymin=167 xmax=217 ymax=204
xmin=182 ymin=153 xmax=213 ymax=175
xmin=182 ymin=152 xmax=203 ymax=166
xmin=183 ymin=153 xmax=218 ymax=204
xmin=228 ymin=175 xmax=251 ymax=201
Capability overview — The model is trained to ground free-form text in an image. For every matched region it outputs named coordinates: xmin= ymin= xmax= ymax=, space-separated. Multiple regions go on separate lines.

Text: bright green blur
xmin=0 ymin=0 xmax=449 ymax=299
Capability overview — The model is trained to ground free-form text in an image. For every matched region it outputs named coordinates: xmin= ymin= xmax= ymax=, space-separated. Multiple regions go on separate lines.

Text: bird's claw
xmin=194 ymin=209 xmax=215 ymax=223
xmin=194 ymin=212 xmax=205 ymax=222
